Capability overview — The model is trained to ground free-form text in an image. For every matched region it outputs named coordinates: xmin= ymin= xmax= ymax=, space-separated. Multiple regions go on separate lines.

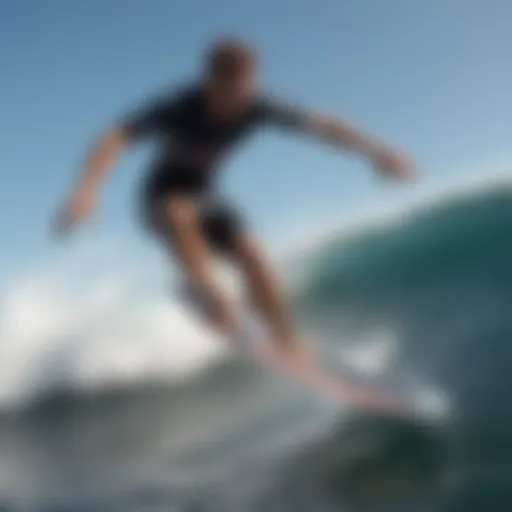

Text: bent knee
xmin=232 ymin=232 xmax=266 ymax=264
xmin=165 ymin=197 xmax=198 ymax=229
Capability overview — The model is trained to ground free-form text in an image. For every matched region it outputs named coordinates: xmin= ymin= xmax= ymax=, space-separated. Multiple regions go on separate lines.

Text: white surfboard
xmin=245 ymin=340 xmax=413 ymax=417
xmin=179 ymin=281 xmax=445 ymax=419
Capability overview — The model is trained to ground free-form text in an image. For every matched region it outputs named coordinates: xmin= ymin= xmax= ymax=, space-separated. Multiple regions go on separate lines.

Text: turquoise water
xmin=0 ymin=182 xmax=512 ymax=510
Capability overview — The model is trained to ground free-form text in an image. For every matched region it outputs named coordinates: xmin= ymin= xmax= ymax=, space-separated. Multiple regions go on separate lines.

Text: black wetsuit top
xmin=122 ymin=83 xmax=310 ymax=200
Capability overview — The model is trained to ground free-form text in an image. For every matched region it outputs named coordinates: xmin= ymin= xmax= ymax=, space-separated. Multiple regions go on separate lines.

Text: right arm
xmin=54 ymin=127 xmax=128 ymax=235
xmin=74 ymin=127 xmax=128 ymax=196
xmin=54 ymin=93 xmax=174 ymax=235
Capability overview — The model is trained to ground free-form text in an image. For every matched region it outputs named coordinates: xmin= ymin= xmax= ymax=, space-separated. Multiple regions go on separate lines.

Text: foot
xmin=249 ymin=336 xmax=314 ymax=368
xmin=274 ymin=338 xmax=317 ymax=372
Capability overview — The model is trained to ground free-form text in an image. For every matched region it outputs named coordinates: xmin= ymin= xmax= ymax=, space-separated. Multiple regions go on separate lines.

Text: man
xmin=55 ymin=37 xmax=413 ymax=363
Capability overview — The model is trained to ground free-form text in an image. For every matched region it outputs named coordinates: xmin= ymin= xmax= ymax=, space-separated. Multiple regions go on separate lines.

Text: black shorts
xmin=139 ymin=166 xmax=245 ymax=253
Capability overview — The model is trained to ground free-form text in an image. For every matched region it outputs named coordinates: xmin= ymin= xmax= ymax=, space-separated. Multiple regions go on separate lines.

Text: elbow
xmin=100 ymin=126 xmax=128 ymax=152
xmin=322 ymin=119 xmax=365 ymax=150
xmin=309 ymin=115 xmax=348 ymax=144
xmin=86 ymin=126 xmax=127 ymax=172
xmin=91 ymin=126 xmax=129 ymax=164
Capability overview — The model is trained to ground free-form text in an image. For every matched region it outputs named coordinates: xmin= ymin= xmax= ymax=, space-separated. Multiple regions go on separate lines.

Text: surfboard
xmin=179 ymin=281 xmax=446 ymax=420
xmin=246 ymin=341 xmax=414 ymax=417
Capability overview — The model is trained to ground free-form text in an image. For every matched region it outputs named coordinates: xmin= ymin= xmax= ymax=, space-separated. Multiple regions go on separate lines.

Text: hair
xmin=205 ymin=36 xmax=256 ymax=77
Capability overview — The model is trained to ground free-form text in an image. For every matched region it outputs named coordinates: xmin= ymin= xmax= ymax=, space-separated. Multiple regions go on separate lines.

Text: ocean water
xmin=1 ymin=179 xmax=512 ymax=511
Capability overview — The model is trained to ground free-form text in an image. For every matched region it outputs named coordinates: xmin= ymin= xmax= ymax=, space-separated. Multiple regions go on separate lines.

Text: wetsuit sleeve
xmin=257 ymin=96 xmax=313 ymax=132
xmin=120 ymin=91 xmax=178 ymax=141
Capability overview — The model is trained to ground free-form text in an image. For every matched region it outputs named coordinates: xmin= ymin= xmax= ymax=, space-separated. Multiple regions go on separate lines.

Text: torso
xmin=126 ymin=82 xmax=306 ymax=200
xmin=169 ymin=86 xmax=259 ymax=169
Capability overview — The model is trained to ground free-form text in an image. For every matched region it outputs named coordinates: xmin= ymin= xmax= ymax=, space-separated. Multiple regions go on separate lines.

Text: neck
xmin=204 ymin=84 xmax=250 ymax=120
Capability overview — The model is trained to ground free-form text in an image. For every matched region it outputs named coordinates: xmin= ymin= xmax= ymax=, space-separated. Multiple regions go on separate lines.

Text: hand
xmin=53 ymin=184 xmax=96 ymax=237
xmin=370 ymin=145 xmax=415 ymax=180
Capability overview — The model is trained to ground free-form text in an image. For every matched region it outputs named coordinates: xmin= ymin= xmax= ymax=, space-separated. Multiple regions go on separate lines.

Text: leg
xmin=231 ymin=232 xmax=298 ymax=348
xmin=200 ymin=202 xmax=306 ymax=353
xmin=150 ymin=195 xmax=239 ymax=335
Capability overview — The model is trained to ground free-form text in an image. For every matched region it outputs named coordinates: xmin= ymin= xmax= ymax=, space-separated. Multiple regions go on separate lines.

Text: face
xmin=208 ymin=64 xmax=256 ymax=112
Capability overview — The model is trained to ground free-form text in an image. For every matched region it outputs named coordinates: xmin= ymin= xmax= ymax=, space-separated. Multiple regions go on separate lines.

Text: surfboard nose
xmin=410 ymin=386 xmax=452 ymax=422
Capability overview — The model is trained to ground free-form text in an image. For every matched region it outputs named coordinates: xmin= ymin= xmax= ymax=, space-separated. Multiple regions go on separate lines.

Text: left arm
xmin=261 ymin=98 xmax=414 ymax=179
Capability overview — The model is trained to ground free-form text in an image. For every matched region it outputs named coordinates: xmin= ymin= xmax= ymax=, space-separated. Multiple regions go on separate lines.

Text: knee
xmin=232 ymin=233 xmax=266 ymax=270
xmin=201 ymin=204 xmax=245 ymax=254
xmin=165 ymin=198 xmax=196 ymax=230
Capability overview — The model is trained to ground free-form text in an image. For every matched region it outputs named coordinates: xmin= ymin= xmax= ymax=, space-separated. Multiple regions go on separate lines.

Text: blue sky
xmin=2 ymin=0 xmax=512 ymax=276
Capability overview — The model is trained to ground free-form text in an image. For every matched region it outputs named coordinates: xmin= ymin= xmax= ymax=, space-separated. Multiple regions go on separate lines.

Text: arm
xmin=262 ymin=98 xmax=413 ymax=178
xmin=74 ymin=127 xmax=127 ymax=194
xmin=53 ymin=127 xmax=128 ymax=235
xmin=305 ymin=114 xmax=384 ymax=157
xmin=306 ymin=113 xmax=413 ymax=178
xmin=54 ymin=94 xmax=174 ymax=235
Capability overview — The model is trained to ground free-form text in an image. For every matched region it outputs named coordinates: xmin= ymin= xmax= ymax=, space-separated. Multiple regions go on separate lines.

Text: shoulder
xmin=149 ymin=81 xmax=203 ymax=111
xmin=250 ymin=92 xmax=312 ymax=129
xmin=119 ymin=81 xmax=201 ymax=137
xmin=250 ymin=92 xmax=277 ymax=117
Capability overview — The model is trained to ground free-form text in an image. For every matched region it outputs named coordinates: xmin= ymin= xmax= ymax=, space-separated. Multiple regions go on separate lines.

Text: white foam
xmin=1 ymin=165 xmax=509 ymax=409
xmin=339 ymin=326 xmax=399 ymax=377
xmin=0 ymin=249 xmax=229 ymax=409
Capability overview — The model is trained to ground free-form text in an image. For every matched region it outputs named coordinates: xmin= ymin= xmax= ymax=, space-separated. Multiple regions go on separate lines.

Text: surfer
xmin=54 ymin=37 xmax=413 ymax=364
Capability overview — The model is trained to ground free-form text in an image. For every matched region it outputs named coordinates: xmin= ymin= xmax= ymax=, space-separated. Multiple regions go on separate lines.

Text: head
xmin=204 ymin=37 xmax=257 ymax=110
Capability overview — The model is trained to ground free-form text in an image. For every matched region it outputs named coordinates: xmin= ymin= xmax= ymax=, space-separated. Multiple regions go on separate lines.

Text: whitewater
xmin=1 ymin=169 xmax=512 ymax=510
xmin=0 ymin=169 xmax=509 ymax=410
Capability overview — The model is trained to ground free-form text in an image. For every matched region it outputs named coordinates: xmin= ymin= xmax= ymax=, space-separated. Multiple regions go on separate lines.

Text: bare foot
xmin=250 ymin=337 xmax=314 ymax=368
xmin=275 ymin=339 xmax=318 ymax=373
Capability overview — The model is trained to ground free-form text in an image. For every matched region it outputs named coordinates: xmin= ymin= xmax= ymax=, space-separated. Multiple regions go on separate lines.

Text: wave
xmin=0 ymin=255 xmax=229 ymax=410
xmin=291 ymin=181 xmax=512 ymax=303
xmin=2 ymin=172 xmax=511 ymax=510
xmin=1 ymin=171 xmax=511 ymax=411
